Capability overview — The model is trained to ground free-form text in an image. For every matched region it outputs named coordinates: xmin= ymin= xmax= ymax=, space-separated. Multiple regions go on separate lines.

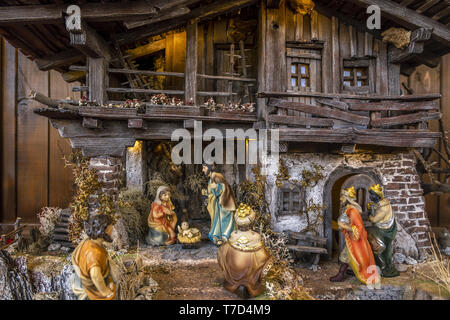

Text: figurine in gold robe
xmin=330 ymin=187 xmax=380 ymax=285
xmin=367 ymin=184 xmax=399 ymax=277
xmin=71 ymin=214 xmax=119 ymax=300
xmin=217 ymin=204 xmax=272 ymax=298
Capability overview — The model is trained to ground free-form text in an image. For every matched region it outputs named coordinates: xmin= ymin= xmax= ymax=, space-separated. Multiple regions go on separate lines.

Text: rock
xmin=437 ymin=229 xmax=450 ymax=249
xmin=444 ymin=247 xmax=450 ymax=256
xmin=404 ymin=257 xmax=417 ymax=265
xmin=48 ymin=243 xmax=61 ymax=251
xmin=393 ymin=252 xmax=406 ymax=264
xmin=394 ymin=263 xmax=409 ymax=272
xmin=0 ymin=251 xmax=33 ymax=300
xmin=393 ymin=222 xmax=419 ymax=259
xmin=33 ymin=292 xmax=59 ymax=300
xmin=60 ymin=246 xmax=71 ymax=253
xmin=112 ymin=218 xmax=129 ymax=250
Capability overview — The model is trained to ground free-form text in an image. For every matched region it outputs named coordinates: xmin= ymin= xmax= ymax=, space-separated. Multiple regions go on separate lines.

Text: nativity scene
xmin=0 ymin=0 xmax=449 ymax=302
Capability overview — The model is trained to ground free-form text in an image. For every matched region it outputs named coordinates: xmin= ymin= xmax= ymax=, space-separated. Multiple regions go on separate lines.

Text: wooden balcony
xmin=258 ymin=91 xmax=442 ymax=149
xmin=32 ymin=89 xmax=442 ymax=157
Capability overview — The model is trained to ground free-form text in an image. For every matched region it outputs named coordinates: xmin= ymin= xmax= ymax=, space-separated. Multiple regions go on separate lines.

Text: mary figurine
xmin=202 ymin=164 xmax=237 ymax=245
xmin=146 ymin=186 xmax=178 ymax=246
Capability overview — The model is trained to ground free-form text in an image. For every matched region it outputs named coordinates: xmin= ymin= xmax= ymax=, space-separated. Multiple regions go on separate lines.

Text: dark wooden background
xmin=1 ymin=38 xmax=77 ymax=228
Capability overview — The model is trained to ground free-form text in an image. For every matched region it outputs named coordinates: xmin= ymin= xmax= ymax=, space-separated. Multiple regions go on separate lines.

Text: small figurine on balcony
xmin=217 ymin=203 xmax=272 ymax=298
xmin=201 ymin=164 xmax=237 ymax=245
xmin=71 ymin=214 xmax=119 ymax=300
xmin=367 ymin=184 xmax=399 ymax=277
xmin=330 ymin=187 xmax=380 ymax=285
xmin=146 ymin=186 xmax=178 ymax=246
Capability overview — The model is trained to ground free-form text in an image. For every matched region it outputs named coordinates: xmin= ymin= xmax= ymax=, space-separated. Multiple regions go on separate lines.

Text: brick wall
xmin=379 ymin=153 xmax=431 ymax=250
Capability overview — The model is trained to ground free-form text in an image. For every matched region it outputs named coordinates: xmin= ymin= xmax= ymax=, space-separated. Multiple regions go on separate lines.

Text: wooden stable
xmin=0 ymin=0 xmax=449 ymax=227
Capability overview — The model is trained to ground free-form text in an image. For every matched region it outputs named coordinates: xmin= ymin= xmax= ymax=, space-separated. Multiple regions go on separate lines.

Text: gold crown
xmin=236 ymin=203 xmax=252 ymax=218
xmin=343 ymin=186 xmax=357 ymax=199
xmin=369 ymin=184 xmax=384 ymax=199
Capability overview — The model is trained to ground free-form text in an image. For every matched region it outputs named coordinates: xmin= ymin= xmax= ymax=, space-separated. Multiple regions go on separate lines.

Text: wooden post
xmin=88 ymin=57 xmax=108 ymax=105
xmin=257 ymin=0 xmax=267 ymax=123
xmin=185 ymin=20 xmax=198 ymax=105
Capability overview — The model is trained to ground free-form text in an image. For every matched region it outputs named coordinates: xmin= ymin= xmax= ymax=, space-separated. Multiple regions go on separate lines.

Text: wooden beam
xmin=258 ymin=91 xmax=441 ymax=101
xmin=115 ymin=0 xmax=258 ymax=45
xmin=62 ymin=70 xmax=86 ymax=83
xmin=125 ymin=39 xmax=165 ymax=60
xmin=277 ymin=128 xmax=440 ymax=147
xmin=124 ymin=5 xmax=191 ymax=30
xmin=388 ymin=28 xmax=432 ymax=63
xmin=349 ymin=100 xmax=440 ymax=111
xmin=128 ymin=119 xmax=145 ymax=129
xmin=269 ymin=114 xmax=334 ymax=127
xmin=0 ymin=1 xmax=160 ymax=24
xmin=371 ymin=111 xmax=441 ymax=127
xmin=345 ymin=0 xmax=450 ymax=45
xmin=185 ymin=21 xmax=198 ymax=104
xmin=268 ymin=98 xmax=370 ymax=126
xmin=88 ymin=57 xmax=108 ymax=105
xmin=34 ymin=49 xmax=83 ymax=71
xmin=69 ymin=23 xmax=113 ymax=61
xmin=82 ymin=117 xmax=102 ymax=129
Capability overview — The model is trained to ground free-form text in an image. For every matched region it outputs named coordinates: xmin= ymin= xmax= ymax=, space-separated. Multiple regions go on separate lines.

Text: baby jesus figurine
xmin=177 ymin=221 xmax=201 ymax=246
xmin=146 ymin=186 xmax=178 ymax=246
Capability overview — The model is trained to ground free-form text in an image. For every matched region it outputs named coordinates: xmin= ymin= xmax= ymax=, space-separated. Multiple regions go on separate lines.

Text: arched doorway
xmin=323 ymin=168 xmax=382 ymax=259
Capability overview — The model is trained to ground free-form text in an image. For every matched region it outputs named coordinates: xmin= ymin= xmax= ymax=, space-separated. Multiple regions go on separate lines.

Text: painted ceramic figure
xmin=146 ymin=186 xmax=178 ymax=246
xmin=367 ymin=184 xmax=399 ymax=277
xmin=218 ymin=204 xmax=272 ymax=298
xmin=202 ymin=164 xmax=237 ymax=245
xmin=71 ymin=214 xmax=119 ymax=300
xmin=330 ymin=187 xmax=380 ymax=285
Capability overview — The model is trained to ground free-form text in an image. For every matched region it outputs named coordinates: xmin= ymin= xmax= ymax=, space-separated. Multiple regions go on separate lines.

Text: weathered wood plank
xmin=88 ymin=57 xmax=108 ymax=105
xmin=316 ymin=98 xmax=349 ymax=110
xmin=128 ymin=118 xmax=145 ymax=129
xmin=17 ymin=51 xmax=49 ymax=223
xmin=82 ymin=117 xmax=102 ymax=129
xmin=269 ymin=98 xmax=370 ymax=125
xmin=35 ymin=49 xmax=83 ymax=71
xmin=349 ymin=100 xmax=440 ymax=111
xmin=185 ymin=21 xmax=198 ymax=104
xmin=1 ymin=39 xmax=17 ymax=223
xmin=48 ymin=70 xmax=76 ymax=208
xmin=269 ymin=114 xmax=334 ymax=127
xmin=258 ymin=91 xmax=441 ymax=101
xmin=287 ymin=231 xmax=328 ymax=244
xmin=331 ymin=16 xmax=340 ymax=94
xmin=371 ymin=111 xmax=441 ymax=127
xmin=287 ymin=244 xmax=328 ymax=254
xmin=276 ymin=128 xmax=440 ymax=147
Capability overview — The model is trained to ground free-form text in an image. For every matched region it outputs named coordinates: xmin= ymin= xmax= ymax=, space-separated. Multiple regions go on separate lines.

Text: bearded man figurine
xmin=330 ymin=187 xmax=380 ymax=285
xmin=367 ymin=184 xmax=399 ymax=277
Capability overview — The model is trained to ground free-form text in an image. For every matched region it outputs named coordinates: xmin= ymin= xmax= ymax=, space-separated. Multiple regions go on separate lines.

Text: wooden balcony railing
xmin=257 ymin=91 xmax=442 ymax=148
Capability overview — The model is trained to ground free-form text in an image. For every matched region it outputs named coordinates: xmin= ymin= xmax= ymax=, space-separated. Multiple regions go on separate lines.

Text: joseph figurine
xmin=367 ymin=184 xmax=399 ymax=277
xmin=202 ymin=164 xmax=237 ymax=245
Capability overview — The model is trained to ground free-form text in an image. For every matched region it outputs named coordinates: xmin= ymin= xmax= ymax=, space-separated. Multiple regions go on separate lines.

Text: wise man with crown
xmin=366 ymin=184 xmax=399 ymax=277
xmin=330 ymin=186 xmax=380 ymax=285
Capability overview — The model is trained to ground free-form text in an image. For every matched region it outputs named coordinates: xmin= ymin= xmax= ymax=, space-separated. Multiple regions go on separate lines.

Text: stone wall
xmin=89 ymin=156 xmax=124 ymax=201
xmin=264 ymin=151 xmax=431 ymax=253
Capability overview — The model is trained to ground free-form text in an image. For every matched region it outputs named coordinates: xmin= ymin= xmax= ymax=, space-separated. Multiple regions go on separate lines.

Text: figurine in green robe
xmin=367 ymin=184 xmax=399 ymax=277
